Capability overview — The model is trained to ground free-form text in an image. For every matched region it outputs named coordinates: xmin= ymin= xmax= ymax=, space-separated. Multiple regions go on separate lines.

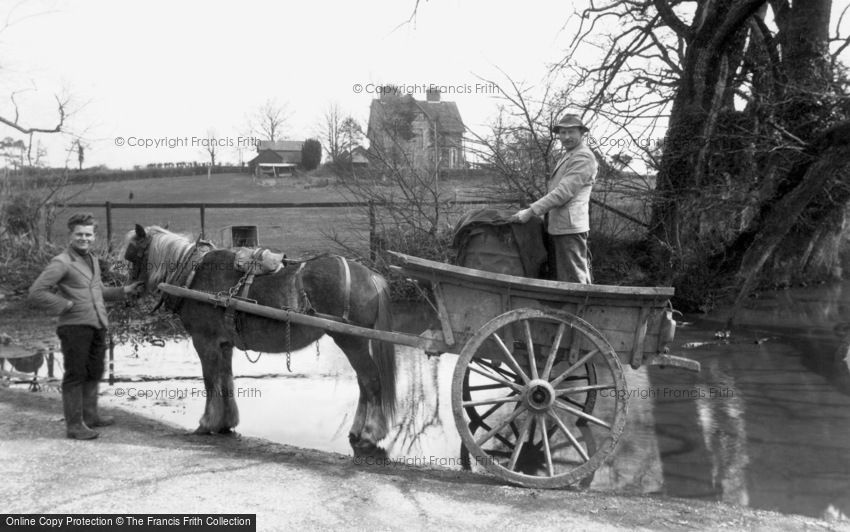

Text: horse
xmin=123 ymin=224 xmax=396 ymax=456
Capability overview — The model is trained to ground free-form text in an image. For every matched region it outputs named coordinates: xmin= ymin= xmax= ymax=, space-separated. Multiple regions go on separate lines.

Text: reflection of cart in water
xmin=0 ymin=334 xmax=55 ymax=391
xmin=159 ymin=250 xmax=699 ymax=488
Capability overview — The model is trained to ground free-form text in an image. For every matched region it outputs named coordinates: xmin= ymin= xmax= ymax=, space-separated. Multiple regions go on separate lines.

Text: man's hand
xmin=511 ymin=208 xmax=535 ymax=223
xmin=123 ymin=281 xmax=144 ymax=297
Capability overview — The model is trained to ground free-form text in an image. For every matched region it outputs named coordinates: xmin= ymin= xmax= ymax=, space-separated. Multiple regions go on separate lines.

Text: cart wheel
xmin=459 ymin=354 xmax=598 ymax=470
xmin=452 ymin=308 xmax=627 ymax=488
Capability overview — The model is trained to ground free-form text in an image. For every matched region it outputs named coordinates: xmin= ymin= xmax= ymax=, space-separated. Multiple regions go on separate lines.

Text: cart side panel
xmin=439 ymin=283 xmax=506 ymax=350
xmin=507 ymin=296 xmax=666 ymax=355
xmin=440 ymin=281 xmax=665 ymax=362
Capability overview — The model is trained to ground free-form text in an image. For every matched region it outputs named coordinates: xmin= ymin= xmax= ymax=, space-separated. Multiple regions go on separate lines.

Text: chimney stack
xmin=426 ymin=87 xmax=441 ymax=102
xmin=380 ymin=84 xmax=399 ymax=100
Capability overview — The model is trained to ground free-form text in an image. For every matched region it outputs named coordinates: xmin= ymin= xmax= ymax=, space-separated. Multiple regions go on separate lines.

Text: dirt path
xmin=0 ymin=386 xmax=842 ymax=531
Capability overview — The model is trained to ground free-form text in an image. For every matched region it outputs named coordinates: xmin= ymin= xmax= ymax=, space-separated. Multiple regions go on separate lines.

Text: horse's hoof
xmin=217 ymin=428 xmax=238 ymax=437
xmin=193 ymin=426 xmax=213 ymax=435
xmin=350 ymin=439 xmax=388 ymax=459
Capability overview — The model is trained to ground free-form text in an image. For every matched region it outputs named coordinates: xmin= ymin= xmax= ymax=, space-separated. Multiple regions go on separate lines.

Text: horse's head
xmin=123 ymin=224 xmax=196 ymax=293
xmin=123 ymin=224 xmax=152 ymax=289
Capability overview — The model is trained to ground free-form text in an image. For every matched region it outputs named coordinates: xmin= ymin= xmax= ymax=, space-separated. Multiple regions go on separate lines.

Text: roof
xmin=257 ymin=140 xmax=303 ymax=152
xmin=368 ymin=96 xmax=465 ymax=137
xmin=247 ymin=149 xmax=302 ymax=166
xmin=349 ymin=146 xmax=370 ymax=164
xmin=414 ymin=100 xmax=464 ymax=134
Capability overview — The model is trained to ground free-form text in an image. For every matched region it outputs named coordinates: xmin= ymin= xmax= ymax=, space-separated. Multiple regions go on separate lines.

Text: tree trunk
xmin=728 ymin=125 xmax=850 ymax=323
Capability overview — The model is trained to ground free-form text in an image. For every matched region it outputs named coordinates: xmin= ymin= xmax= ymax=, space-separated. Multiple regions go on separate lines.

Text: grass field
xmin=48 ymin=171 xmax=648 ymax=260
xmin=53 ymin=172 xmax=499 ymax=257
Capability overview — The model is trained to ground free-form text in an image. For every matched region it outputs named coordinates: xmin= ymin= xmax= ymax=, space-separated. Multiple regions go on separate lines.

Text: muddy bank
xmin=0 ymin=386 xmax=843 ymax=531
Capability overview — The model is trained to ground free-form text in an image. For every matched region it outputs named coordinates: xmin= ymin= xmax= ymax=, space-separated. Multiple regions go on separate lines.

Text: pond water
xmin=98 ymin=286 xmax=850 ymax=521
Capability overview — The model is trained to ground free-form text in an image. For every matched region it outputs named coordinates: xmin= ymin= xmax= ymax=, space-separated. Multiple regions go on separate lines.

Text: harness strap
xmin=338 ymin=256 xmax=351 ymax=322
xmin=162 ymin=241 xmax=213 ymax=312
xmin=223 ymin=269 xmax=256 ymax=351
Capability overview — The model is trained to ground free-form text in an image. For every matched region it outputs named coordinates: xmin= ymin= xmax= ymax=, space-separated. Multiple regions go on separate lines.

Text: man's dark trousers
xmin=57 ymin=325 xmax=107 ymax=387
xmin=551 ymin=232 xmax=592 ymax=284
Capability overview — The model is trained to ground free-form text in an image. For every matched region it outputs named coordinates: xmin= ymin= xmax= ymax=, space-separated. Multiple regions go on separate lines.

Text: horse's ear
xmin=135 ymin=224 xmax=146 ymax=239
xmin=163 ymin=222 xmax=169 ymax=230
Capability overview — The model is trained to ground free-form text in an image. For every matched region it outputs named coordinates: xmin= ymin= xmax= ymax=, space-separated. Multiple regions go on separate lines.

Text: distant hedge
xmin=8 ymin=165 xmax=249 ymax=187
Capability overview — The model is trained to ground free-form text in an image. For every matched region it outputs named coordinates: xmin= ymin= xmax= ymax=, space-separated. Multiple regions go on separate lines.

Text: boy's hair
xmin=67 ymin=212 xmax=97 ymax=231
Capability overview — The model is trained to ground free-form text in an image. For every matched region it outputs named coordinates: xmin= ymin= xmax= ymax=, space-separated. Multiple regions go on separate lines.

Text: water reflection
xmin=104 ymin=284 xmax=850 ymax=520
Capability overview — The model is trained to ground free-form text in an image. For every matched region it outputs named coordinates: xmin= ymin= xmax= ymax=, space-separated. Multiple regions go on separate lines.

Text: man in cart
xmin=28 ymin=213 xmax=143 ymax=440
xmin=512 ymin=114 xmax=598 ymax=284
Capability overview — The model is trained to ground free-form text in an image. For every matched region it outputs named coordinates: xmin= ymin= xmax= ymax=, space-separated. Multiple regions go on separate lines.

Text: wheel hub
xmin=524 ymin=379 xmax=556 ymax=413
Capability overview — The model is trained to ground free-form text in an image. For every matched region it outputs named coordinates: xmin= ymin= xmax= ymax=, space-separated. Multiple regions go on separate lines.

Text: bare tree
xmin=249 ymin=99 xmax=290 ymax=142
xmin=322 ymin=102 xmax=344 ymax=164
xmin=555 ymin=1 xmax=850 ymax=309
xmin=321 ymin=103 xmax=365 ymax=166
xmin=74 ymin=139 xmax=85 ymax=171
xmin=340 ymin=117 xmax=364 ymax=154
xmin=203 ymin=129 xmax=217 ymax=167
xmin=328 ymin=99 xmax=456 ymax=269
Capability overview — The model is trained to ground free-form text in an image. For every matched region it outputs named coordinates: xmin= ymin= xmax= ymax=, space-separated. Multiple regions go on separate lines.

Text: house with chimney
xmin=248 ymin=140 xmax=304 ymax=177
xmin=366 ymin=87 xmax=465 ymax=170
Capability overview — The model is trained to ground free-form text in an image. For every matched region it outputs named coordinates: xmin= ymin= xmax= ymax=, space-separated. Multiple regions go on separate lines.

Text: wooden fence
xmin=53 ymin=197 xmax=644 ymax=258
xmin=55 ymin=200 xmax=496 ymax=260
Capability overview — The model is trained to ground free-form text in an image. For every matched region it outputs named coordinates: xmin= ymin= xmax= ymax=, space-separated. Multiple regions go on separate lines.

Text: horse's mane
xmin=124 ymin=225 xmax=195 ymax=289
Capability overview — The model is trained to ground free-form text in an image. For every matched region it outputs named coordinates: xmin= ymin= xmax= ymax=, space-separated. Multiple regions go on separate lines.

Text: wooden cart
xmin=159 ymin=250 xmax=699 ymax=489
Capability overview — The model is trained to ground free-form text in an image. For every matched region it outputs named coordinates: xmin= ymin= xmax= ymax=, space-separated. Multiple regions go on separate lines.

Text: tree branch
xmin=0 ymin=94 xmax=66 ymax=134
xmin=652 ymin=0 xmax=691 ymax=37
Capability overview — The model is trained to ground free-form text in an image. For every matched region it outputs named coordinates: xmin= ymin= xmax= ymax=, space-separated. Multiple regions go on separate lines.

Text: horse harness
xmin=158 ymin=239 xmax=216 ymax=313
xmin=224 ymin=255 xmax=352 ymax=361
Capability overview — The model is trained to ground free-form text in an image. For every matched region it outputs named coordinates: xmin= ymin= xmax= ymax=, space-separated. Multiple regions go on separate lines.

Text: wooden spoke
xmin=541 ymin=322 xmax=566 ymax=381
xmin=559 ymin=396 xmax=590 ymax=410
xmin=523 ymin=320 xmax=538 ymax=380
xmin=554 ymin=399 xmax=612 ymax=429
xmin=549 ymin=348 xmax=600 ymax=388
xmin=468 ymin=383 xmax=511 ymax=392
xmin=474 ymin=405 xmax=527 ymax=448
xmin=463 ymin=396 xmax=522 ymax=408
xmin=475 ymin=392 xmax=519 ymax=424
xmin=547 ymin=411 xmax=590 ymax=463
xmin=467 ymin=364 xmax=523 ymax=393
xmin=475 ymin=358 xmax=520 ymax=381
xmin=491 ymin=332 xmax=530 ymax=384
xmin=555 ymin=383 xmax=616 ymax=395
xmin=507 ymin=415 xmax=534 ymax=471
xmin=538 ymin=415 xmax=555 ymax=477
xmin=473 ymin=420 xmax=516 ymax=450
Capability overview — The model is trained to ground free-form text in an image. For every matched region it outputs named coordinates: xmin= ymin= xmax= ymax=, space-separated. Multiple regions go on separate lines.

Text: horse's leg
xmin=191 ymin=335 xmax=240 ymax=434
xmin=216 ymin=342 xmax=240 ymax=433
xmin=329 ymin=333 xmax=388 ymax=457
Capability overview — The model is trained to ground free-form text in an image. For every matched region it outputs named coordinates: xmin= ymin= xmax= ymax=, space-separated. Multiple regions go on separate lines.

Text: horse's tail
xmin=370 ymin=273 xmax=397 ymax=421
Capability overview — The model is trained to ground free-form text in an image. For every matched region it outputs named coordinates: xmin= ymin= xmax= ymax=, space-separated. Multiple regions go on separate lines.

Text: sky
xmin=0 ymin=0 xmax=584 ymax=169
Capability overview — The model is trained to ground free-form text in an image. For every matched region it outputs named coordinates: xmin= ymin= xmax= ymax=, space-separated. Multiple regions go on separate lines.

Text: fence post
xmin=369 ymin=201 xmax=376 ymax=262
xmin=105 ymin=201 xmax=113 ymax=252
xmin=108 ymin=334 xmax=114 ymax=386
xmin=200 ymin=204 xmax=206 ymax=239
